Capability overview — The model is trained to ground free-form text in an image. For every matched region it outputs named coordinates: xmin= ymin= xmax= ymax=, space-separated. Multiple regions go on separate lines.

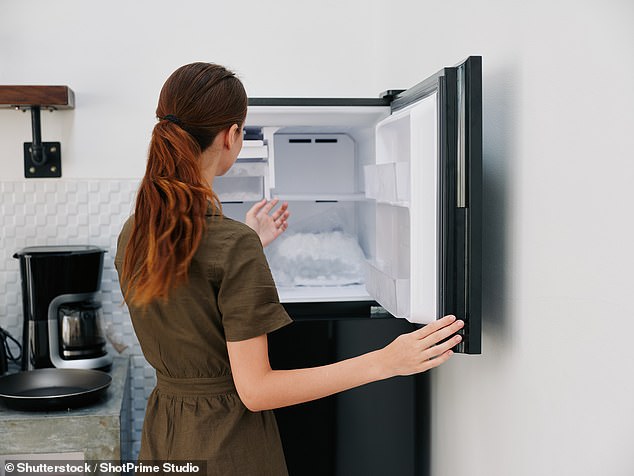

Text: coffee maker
xmin=13 ymin=245 xmax=112 ymax=371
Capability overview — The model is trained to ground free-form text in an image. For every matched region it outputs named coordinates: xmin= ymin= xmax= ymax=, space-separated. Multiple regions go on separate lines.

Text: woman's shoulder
xmin=118 ymin=214 xmax=135 ymax=242
xmin=208 ymin=215 xmax=257 ymax=238
xmin=203 ymin=215 xmax=262 ymax=256
xmin=121 ymin=213 xmax=135 ymax=229
xmin=114 ymin=215 xmax=135 ymax=267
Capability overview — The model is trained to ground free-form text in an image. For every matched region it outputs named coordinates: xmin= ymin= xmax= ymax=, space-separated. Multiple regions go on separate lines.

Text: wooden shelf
xmin=0 ymin=85 xmax=75 ymax=109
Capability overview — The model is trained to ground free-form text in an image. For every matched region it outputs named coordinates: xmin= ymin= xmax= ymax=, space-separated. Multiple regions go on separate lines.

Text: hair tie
xmin=162 ymin=114 xmax=183 ymax=127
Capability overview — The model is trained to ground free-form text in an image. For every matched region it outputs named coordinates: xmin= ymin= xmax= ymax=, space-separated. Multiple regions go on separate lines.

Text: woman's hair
xmin=121 ymin=62 xmax=247 ymax=306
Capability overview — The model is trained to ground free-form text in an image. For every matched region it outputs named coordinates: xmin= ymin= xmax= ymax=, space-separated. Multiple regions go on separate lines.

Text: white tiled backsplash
xmin=0 ymin=179 xmax=155 ymax=459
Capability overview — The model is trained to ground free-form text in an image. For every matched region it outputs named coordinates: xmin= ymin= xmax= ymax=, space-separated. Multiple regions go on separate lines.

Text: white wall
xmin=2 ymin=0 xmax=634 ymax=475
xmin=0 ymin=0 xmax=383 ymax=179
xmin=383 ymin=1 xmax=634 ymax=475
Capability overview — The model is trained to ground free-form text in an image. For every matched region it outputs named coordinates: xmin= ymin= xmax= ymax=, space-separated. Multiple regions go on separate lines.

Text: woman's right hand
xmin=379 ymin=315 xmax=464 ymax=378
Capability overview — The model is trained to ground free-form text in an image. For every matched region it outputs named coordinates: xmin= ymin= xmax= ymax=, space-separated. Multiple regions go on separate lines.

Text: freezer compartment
xmin=221 ymin=197 xmax=374 ymax=304
xmin=219 ymin=119 xmax=421 ymax=316
xmin=221 ymin=125 xmax=378 ymax=304
xmin=264 ymin=201 xmax=373 ymax=303
xmin=235 ymin=104 xmax=433 ymax=322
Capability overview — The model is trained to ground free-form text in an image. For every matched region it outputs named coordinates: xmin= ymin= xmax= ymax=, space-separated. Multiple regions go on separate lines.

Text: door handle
xmin=457 ymin=64 xmax=467 ymax=208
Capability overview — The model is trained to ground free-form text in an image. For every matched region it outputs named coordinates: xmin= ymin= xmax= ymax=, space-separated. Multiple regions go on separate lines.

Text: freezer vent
xmin=287 ymin=138 xmax=339 ymax=144
xmin=274 ymin=133 xmax=355 ymax=196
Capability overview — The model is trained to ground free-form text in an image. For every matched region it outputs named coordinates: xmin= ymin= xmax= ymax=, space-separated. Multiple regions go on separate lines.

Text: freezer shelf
xmin=275 ymin=193 xmax=366 ymax=202
xmin=277 ymin=283 xmax=370 ymax=303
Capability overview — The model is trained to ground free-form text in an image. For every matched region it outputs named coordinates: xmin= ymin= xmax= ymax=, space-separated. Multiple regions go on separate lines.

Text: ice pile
xmin=266 ymin=231 xmax=366 ymax=287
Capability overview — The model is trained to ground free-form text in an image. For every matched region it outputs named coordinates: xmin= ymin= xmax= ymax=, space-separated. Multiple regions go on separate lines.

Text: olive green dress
xmin=114 ymin=210 xmax=292 ymax=476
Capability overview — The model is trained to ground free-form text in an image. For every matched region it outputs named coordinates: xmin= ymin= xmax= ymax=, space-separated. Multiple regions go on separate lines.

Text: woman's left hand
xmin=245 ymin=198 xmax=290 ymax=247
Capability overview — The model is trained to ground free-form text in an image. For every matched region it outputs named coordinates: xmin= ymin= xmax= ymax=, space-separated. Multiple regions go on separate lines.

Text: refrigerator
xmin=217 ymin=56 xmax=482 ymax=475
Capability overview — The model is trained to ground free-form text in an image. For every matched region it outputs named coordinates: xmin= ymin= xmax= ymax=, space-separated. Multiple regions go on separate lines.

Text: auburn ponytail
xmin=121 ymin=63 xmax=247 ymax=306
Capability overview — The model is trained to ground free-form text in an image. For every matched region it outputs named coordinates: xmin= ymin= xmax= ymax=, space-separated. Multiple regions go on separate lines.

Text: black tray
xmin=0 ymin=368 xmax=111 ymax=411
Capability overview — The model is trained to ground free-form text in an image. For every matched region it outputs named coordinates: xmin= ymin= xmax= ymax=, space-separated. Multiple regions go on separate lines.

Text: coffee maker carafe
xmin=13 ymin=245 xmax=112 ymax=370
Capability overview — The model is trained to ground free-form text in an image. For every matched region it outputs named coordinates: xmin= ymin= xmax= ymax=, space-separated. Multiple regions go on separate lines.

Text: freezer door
xmin=364 ymin=94 xmax=439 ymax=323
xmin=368 ymin=56 xmax=482 ymax=354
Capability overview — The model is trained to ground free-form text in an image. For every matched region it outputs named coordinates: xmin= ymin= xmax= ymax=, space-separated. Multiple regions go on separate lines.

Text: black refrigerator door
xmin=391 ymin=56 xmax=482 ymax=354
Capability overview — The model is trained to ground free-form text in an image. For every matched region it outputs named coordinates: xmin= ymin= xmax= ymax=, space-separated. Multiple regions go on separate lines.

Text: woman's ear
xmin=224 ymin=124 xmax=240 ymax=149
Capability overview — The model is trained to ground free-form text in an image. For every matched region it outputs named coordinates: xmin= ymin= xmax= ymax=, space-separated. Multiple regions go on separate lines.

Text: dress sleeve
xmin=217 ymin=226 xmax=292 ymax=342
xmin=114 ymin=217 xmax=133 ymax=277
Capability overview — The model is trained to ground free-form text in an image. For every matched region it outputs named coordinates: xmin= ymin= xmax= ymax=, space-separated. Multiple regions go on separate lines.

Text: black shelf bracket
xmin=23 ymin=106 xmax=62 ymax=178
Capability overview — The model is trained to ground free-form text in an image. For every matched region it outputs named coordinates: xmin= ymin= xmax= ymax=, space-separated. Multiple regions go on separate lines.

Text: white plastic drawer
xmin=214 ymin=176 xmax=264 ymax=202
xmin=223 ymin=161 xmax=268 ymax=178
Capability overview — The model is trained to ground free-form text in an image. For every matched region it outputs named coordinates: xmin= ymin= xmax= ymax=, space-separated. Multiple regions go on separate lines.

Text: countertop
xmin=0 ymin=356 xmax=131 ymax=461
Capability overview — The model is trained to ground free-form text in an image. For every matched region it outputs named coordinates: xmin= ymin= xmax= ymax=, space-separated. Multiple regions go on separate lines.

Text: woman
xmin=115 ymin=62 xmax=464 ymax=476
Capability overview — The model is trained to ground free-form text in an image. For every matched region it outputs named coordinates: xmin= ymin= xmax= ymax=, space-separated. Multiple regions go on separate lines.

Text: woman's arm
xmin=227 ymin=314 xmax=463 ymax=412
